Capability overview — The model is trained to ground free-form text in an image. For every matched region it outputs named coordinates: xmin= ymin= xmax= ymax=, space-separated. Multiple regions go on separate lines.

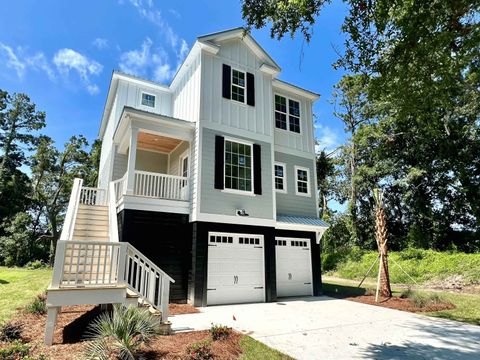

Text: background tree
xmin=31 ymin=135 xmax=90 ymax=263
xmin=316 ymin=150 xmax=336 ymax=218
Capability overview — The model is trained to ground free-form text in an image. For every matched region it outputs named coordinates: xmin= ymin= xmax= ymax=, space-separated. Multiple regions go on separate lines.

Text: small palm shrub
xmin=84 ymin=304 xmax=159 ymax=360
xmin=25 ymin=294 xmax=47 ymax=315
xmin=210 ymin=324 xmax=231 ymax=341
xmin=0 ymin=321 xmax=22 ymax=342
xmin=186 ymin=340 xmax=213 ymax=360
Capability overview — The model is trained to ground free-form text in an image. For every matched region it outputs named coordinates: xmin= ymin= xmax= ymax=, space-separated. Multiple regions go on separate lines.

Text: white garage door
xmin=207 ymin=232 xmax=265 ymax=305
xmin=276 ymin=238 xmax=313 ymax=297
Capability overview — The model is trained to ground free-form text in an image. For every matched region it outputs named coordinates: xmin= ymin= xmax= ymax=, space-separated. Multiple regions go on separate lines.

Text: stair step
xmin=73 ymin=230 xmax=109 ymax=237
xmin=75 ymin=218 xmax=109 ymax=225
xmin=72 ymin=236 xmax=110 ymax=241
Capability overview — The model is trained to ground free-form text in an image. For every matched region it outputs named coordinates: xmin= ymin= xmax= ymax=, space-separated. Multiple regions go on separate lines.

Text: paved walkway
xmin=170 ymin=296 xmax=480 ymax=359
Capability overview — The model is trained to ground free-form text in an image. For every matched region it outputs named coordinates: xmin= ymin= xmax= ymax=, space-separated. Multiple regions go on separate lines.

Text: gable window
xmin=295 ymin=166 xmax=310 ymax=196
xmin=224 ymin=139 xmax=252 ymax=192
xmin=231 ymin=69 xmax=246 ymax=103
xmin=141 ymin=93 xmax=155 ymax=108
xmin=274 ymin=162 xmax=287 ymax=193
xmin=275 ymin=95 xmax=301 ymax=133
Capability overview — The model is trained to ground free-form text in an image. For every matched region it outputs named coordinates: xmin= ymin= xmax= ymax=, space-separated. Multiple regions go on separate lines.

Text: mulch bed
xmin=0 ymin=304 xmax=242 ymax=360
xmin=169 ymin=303 xmax=200 ymax=315
xmin=328 ymin=293 xmax=456 ymax=313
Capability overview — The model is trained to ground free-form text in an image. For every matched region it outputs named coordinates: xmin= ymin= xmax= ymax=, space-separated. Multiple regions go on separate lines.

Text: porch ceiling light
xmin=236 ymin=209 xmax=249 ymax=217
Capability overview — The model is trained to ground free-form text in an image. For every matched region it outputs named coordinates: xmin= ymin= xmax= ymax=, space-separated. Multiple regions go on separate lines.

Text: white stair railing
xmin=80 ymin=186 xmax=107 ymax=206
xmin=51 ymin=240 xmax=175 ymax=320
xmin=134 ymin=170 xmax=189 ymax=201
xmin=60 ymin=178 xmax=83 ymax=241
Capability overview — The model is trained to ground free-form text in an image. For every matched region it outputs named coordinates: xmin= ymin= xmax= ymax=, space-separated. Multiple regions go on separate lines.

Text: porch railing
xmin=134 ymin=170 xmax=189 ymax=201
xmin=51 ymin=240 xmax=175 ymax=318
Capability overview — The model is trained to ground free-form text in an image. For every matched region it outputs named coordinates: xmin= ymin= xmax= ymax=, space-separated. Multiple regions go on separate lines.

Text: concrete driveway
xmin=170 ymin=296 xmax=480 ymax=359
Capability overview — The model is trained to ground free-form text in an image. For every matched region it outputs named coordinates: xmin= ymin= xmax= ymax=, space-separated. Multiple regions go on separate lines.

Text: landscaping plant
xmin=25 ymin=294 xmax=46 ymax=315
xmin=210 ymin=323 xmax=232 ymax=341
xmin=374 ymin=188 xmax=392 ymax=299
xmin=186 ymin=339 xmax=213 ymax=360
xmin=84 ymin=304 xmax=159 ymax=360
xmin=0 ymin=321 xmax=22 ymax=342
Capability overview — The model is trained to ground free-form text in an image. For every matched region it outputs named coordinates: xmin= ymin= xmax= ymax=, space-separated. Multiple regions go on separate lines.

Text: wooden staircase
xmin=45 ymin=178 xmax=175 ymax=346
xmin=72 ymin=204 xmax=109 ymax=241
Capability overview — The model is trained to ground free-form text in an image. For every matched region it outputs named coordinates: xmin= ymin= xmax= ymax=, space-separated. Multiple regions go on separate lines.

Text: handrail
xmin=60 ymin=178 xmax=83 ymax=240
xmin=108 ymin=181 xmax=119 ymax=243
xmin=80 ymin=186 xmax=107 ymax=206
xmin=113 ymin=173 xmax=127 ymax=202
xmin=134 ymin=170 xmax=188 ymax=181
xmin=51 ymin=240 xmax=175 ymax=320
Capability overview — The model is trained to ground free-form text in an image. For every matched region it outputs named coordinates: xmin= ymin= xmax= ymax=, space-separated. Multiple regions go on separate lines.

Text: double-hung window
xmin=274 ymin=162 xmax=287 ymax=193
xmin=141 ymin=93 xmax=155 ymax=108
xmin=295 ymin=166 xmax=310 ymax=196
xmin=224 ymin=139 xmax=252 ymax=192
xmin=275 ymin=95 xmax=301 ymax=133
xmin=231 ymin=69 xmax=246 ymax=103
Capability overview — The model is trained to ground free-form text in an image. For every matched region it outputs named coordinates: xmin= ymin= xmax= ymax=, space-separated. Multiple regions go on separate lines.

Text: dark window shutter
xmin=222 ymin=64 xmax=231 ymax=99
xmin=214 ymin=136 xmax=225 ymax=189
xmin=246 ymin=72 xmax=255 ymax=106
xmin=253 ymin=144 xmax=262 ymax=195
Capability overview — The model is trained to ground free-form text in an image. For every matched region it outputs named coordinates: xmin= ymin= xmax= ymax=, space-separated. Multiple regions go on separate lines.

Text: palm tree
xmin=373 ymin=188 xmax=392 ymax=300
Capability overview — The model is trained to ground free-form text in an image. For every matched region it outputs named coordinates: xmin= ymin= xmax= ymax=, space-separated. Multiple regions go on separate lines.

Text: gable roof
xmin=197 ymin=27 xmax=281 ymax=72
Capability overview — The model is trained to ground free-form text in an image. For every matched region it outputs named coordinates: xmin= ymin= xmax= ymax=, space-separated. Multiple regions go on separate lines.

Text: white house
xmin=44 ymin=28 xmax=328 ymax=345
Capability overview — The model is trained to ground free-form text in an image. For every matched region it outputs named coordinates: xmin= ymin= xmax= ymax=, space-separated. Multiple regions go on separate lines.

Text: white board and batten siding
xmin=207 ymin=232 xmax=265 ymax=305
xmin=275 ymin=237 xmax=313 ymax=297
xmin=200 ymin=40 xmax=274 ymax=139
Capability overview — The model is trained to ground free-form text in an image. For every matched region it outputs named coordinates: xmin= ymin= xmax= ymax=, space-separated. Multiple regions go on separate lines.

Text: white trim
xmin=274 ymin=162 xmax=287 ymax=193
xmin=196 ymin=212 xmax=275 ymax=227
xmin=179 ymin=150 xmax=189 ymax=178
xmin=274 ymin=93 xmax=302 ymax=135
xmin=231 ymin=67 xmax=246 ymax=104
xmin=272 ymin=79 xmax=320 ymax=101
xmin=295 ymin=165 xmax=311 ymax=197
xmin=117 ymin=195 xmax=190 ymax=214
xmin=223 ymin=137 xmax=254 ymax=195
xmin=273 ymin=144 xmax=316 ymax=159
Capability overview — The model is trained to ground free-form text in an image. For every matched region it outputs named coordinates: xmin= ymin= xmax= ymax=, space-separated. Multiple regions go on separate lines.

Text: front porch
xmin=112 ymin=108 xmax=195 ymax=214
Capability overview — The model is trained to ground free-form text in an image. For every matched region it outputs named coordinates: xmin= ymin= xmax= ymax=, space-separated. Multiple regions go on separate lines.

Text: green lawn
xmin=322 ymin=278 xmax=480 ymax=326
xmin=0 ymin=267 xmax=52 ymax=323
xmin=239 ymin=335 xmax=293 ymax=360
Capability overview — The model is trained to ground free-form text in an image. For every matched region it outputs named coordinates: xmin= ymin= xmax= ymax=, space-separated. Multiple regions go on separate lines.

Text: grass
xmin=324 ymin=249 xmax=480 ymax=285
xmin=0 ymin=267 xmax=51 ymax=323
xmin=323 ymin=279 xmax=480 ymax=325
xmin=239 ymin=335 xmax=293 ymax=360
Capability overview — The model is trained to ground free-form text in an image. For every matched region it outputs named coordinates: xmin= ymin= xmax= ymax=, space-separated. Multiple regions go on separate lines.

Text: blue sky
xmin=0 ymin=0 xmax=348 ymax=152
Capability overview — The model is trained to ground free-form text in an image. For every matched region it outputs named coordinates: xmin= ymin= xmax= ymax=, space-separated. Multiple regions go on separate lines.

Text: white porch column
xmin=126 ymin=127 xmax=139 ymax=195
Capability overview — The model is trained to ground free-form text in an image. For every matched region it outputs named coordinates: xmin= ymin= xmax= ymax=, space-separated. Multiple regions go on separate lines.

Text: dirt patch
xmin=328 ymin=293 xmax=455 ymax=313
xmin=169 ymin=303 xmax=200 ymax=315
xmin=1 ymin=305 xmax=242 ymax=360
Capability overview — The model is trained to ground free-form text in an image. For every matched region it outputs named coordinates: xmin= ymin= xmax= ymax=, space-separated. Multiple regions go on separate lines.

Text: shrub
xmin=0 ymin=322 xmax=22 ymax=342
xmin=398 ymin=248 xmax=425 ymax=261
xmin=210 ymin=323 xmax=231 ymax=341
xmin=25 ymin=294 xmax=47 ymax=315
xmin=0 ymin=340 xmax=30 ymax=359
xmin=84 ymin=304 xmax=159 ymax=360
xmin=186 ymin=340 xmax=213 ymax=360
xmin=25 ymin=260 xmax=47 ymax=270
xmin=401 ymin=290 xmax=452 ymax=309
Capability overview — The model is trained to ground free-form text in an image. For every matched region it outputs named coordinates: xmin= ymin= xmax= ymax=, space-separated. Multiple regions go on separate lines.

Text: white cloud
xmin=92 ymin=38 xmax=109 ymax=49
xmin=53 ymin=48 xmax=103 ymax=94
xmin=120 ymin=0 xmax=189 ymax=83
xmin=168 ymin=9 xmax=180 ymax=18
xmin=0 ymin=43 xmax=26 ymax=78
xmin=0 ymin=43 xmax=55 ymax=80
xmin=315 ymin=124 xmax=340 ymax=154
xmin=119 ymin=37 xmax=175 ymax=82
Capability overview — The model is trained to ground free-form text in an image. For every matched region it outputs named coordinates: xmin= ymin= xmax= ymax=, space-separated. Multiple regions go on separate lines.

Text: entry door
xmin=275 ymin=238 xmax=313 ymax=297
xmin=179 ymin=152 xmax=189 ymax=198
xmin=207 ymin=232 xmax=265 ymax=305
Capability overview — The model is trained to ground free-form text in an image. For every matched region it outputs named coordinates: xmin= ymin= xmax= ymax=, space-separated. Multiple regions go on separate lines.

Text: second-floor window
xmin=275 ymin=95 xmax=301 ymax=133
xmin=224 ymin=139 xmax=252 ymax=192
xmin=141 ymin=93 xmax=156 ymax=108
xmin=295 ymin=166 xmax=310 ymax=196
xmin=274 ymin=163 xmax=287 ymax=193
xmin=231 ymin=69 xmax=246 ymax=103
